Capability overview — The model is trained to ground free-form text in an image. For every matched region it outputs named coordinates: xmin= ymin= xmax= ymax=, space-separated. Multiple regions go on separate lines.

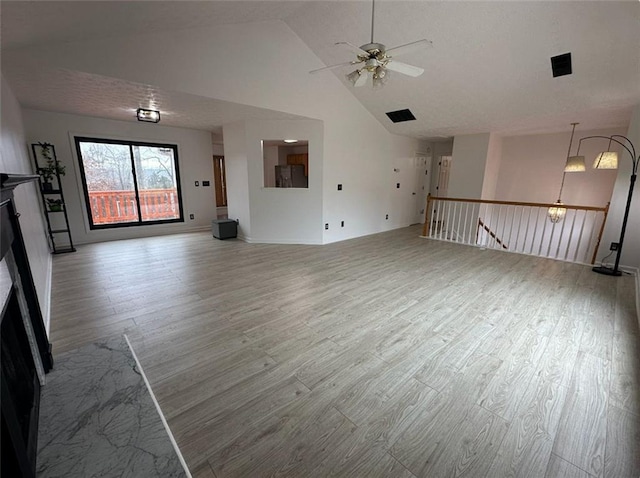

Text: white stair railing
xmin=421 ymin=195 xmax=609 ymax=265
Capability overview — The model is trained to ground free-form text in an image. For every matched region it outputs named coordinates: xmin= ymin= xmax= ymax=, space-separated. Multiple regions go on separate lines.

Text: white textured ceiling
xmin=285 ymin=0 xmax=640 ymax=138
xmin=0 ymin=1 xmax=308 ymax=50
xmin=3 ymin=63 xmax=308 ymax=133
xmin=2 ymin=1 xmax=639 ymax=139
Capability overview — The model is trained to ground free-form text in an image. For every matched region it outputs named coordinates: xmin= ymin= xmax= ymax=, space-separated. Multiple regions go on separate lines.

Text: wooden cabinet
xmin=287 ymin=154 xmax=308 ymax=177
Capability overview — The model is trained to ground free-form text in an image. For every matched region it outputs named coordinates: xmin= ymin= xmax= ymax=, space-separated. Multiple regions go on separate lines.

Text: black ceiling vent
xmin=551 ymin=52 xmax=572 ymax=78
xmin=386 ymin=109 xmax=416 ymax=123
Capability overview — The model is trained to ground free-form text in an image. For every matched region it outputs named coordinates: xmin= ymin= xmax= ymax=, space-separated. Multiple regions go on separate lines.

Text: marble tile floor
xmin=36 ymin=335 xmax=187 ymax=478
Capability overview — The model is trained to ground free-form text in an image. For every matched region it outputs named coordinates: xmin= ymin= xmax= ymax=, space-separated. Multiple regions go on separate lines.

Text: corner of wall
xmin=43 ymin=253 xmax=53 ymax=335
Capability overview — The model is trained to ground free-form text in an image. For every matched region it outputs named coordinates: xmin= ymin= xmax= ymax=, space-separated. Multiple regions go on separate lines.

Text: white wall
xmin=263 ymin=145 xmax=279 ymax=188
xmin=496 ymin=127 xmax=623 ymax=206
xmin=601 ymin=104 xmax=640 ymax=271
xmin=226 ymin=119 xmax=323 ymax=244
xmin=481 ymin=134 xmax=503 ymax=200
xmin=6 ymin=19 xmax=422 ymax=245
xmin=22 ymin=109 xmax=215 ymax=244
xmin=222 ymin=121 xmax=251 ymax=238
xmin=0 ymin=77 xmax=52 ymax=332
xmin=449 ymin=133 xmax=491 ymax=199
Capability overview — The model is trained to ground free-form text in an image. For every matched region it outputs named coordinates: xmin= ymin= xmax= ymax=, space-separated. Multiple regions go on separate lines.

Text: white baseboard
xmin=633 ymin=268 xmax=640 ymax=330
xmin=242 ymin=236 xmax=323 ymax=245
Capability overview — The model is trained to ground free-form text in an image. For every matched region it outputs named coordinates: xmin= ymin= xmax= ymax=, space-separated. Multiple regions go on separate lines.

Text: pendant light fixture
xmin=563 ymin=122 xmax=585 ymax=172
xmin=547 ymin=200 xmax=567 ymax=223
xmin=548 ymin=122 xmax=583 ymax=222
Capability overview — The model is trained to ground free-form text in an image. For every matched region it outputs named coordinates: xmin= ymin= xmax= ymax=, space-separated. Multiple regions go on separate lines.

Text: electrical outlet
xmin=385 ymin=214 xmax=389 ymax=220
xmin=325 ymin=223 xmax=329 ymax=230
xmin=203 ymin=180 xmax=210 ymax=187
xmin=610 ymin=242 xmax=619 ymax=251
xmin=396 ymin=183 xmax=400 ymax=189
xmin=195 ymin=181 xmax=199 ymax=187
xmin=337 ymin=184 xmax=342 ymax=191
xmin=189 ymin=214 xmax=194 ymax=220
xmin=341 ymin=221 xmax=344 ymax=227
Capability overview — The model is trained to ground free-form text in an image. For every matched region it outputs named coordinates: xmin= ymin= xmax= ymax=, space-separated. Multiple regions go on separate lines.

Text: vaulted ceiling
xmin=2 ymin=1 xmax=639 ymax=139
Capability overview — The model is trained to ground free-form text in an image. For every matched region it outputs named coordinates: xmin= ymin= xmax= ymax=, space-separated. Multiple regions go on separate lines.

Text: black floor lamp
xmin=575 ymin=135 xmax=638 ymax=276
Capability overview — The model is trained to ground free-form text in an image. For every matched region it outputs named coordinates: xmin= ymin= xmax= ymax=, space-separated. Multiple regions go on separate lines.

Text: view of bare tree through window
xmin=76 ymin=138 xmax=183 ymax=228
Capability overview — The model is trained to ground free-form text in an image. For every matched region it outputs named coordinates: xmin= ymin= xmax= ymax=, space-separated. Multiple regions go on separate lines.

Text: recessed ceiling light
xmin=283 ymin=139 xmax=298 ymax=144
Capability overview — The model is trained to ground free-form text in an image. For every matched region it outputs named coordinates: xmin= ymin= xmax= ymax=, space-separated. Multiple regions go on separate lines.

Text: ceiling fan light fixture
xmin=372 ymin=75 xmax=385 ymax=89
xmin=346 ymin=69 xmax=362 ymax=86
xmin=311 ymin=0 xmax=430 ymax=87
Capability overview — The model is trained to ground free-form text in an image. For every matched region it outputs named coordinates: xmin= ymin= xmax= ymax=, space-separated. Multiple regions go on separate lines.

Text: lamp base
xmin=592 ymin=265 xmax=622 ymax=276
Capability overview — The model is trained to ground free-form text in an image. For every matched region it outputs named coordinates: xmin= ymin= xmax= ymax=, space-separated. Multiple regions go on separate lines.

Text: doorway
xmin=413 ymin=154 xmax=432 ymax=225
xmin=213 ymin=156 xmax=227 ymax=208
xmin=435 ymin=155 xmax=452 ymax=198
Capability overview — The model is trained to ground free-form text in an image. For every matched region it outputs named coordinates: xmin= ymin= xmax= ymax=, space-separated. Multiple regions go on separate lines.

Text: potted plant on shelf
xmin=46 ymin=198 xmax=64 ymax=212
xmin=37 ymin=143 xmax=65 ymax=191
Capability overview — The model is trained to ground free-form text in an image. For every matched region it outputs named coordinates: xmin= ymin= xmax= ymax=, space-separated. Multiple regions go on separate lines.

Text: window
xmin=75 ymin=137 xmax=184 ymax=229
xmin=262 ymin=140 xmax=309 ymax=188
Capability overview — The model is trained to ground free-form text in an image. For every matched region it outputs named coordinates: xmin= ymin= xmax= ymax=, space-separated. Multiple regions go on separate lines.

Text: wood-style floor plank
xmin=604 ymin=405 xmax=640 ymax=478
xmin=485 ymin=375 xmax=569 ymax=477
xmin=545 ymin=453 xmax=592 ymax=478
xmin=48 ymin=225 xmax=640 ymax=477
xmin=552 ymin=351 xmax=610 ymax=477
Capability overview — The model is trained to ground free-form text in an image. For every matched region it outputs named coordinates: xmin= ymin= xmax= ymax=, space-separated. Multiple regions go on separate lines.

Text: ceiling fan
xmin=310 ymin=0 xmax=432 ymax=88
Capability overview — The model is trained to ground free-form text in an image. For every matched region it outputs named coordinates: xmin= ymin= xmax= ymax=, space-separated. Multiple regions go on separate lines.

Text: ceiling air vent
xmin=386 ymin=109 xmax=416 ymax=123
xmin=551 ymin=53 xmax=572 ymax=78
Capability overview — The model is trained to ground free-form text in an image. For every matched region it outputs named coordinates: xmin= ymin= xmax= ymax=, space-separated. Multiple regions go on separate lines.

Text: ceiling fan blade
xmin=354 ymin=71 xmax=369 ymax=87
xmin=310 ymin=60 xmax=361 ymax=74
xmin=335 ymin=41 xmax=370 ymax=57
xmin=385 ymin=61 xmax=424 ymax=77
xmin=386 ymin=39 xmax=432 ymax=57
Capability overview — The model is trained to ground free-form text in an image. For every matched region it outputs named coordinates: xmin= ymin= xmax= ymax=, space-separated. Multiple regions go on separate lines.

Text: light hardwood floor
xmin=49 ymin=226 xmax=640 ymax=477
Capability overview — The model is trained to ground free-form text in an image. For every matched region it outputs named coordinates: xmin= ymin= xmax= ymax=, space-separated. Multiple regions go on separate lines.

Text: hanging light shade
xmin=346 ymin=69 xmax=368 ymax=87
xmin=372 ymin=67 xmax=388 ymax=89
xmin=547 ymin=200 xmax=567 ymax=223
xmin=593 ymin=137 xmax=619 ymax=169
xmin=564 ymin=155 xmax=586 ymax=172
xmin=593 ymin=151 xmax=619 ymax=169
xmin=562 ymin=123 xmax=584 ymax=172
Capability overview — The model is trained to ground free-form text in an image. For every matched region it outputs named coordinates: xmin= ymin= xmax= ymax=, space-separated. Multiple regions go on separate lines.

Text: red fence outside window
xmin=88 ymin=189 xmax=179 ymax=224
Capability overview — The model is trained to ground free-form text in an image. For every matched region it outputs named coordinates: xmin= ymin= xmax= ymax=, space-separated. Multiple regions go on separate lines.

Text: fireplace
xmin=1 ymin=173 xmax=53 ymax=478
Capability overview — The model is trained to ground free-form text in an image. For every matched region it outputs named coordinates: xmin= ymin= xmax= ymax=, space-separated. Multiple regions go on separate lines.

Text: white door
xmin=413 ymin=155 xmax=432 ymax=225
xmin=435 ymin=156 xmax=452 ymax=198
